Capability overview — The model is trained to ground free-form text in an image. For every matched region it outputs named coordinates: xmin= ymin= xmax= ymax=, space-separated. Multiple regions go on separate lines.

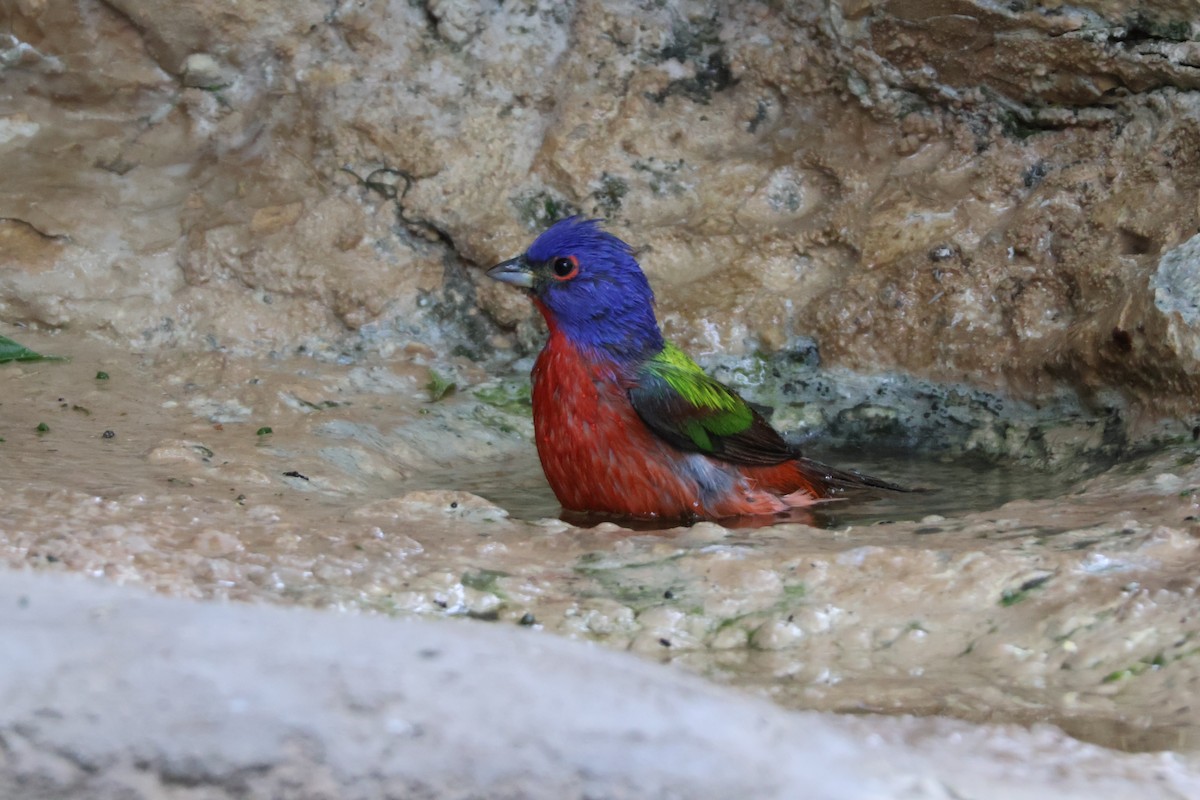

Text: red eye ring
xmin=551 ymin=255 xmax=579 ymax=281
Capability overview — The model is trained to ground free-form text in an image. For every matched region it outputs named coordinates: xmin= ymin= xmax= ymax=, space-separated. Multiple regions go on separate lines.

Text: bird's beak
xmin=486 ymin=256 xmax=536 ymax=289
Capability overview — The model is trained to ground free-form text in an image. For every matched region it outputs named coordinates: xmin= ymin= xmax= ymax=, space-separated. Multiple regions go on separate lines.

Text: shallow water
xmin=4 ymin=329 xmax=1200 ymax=760
xmin=403 ymin=449 xmax=1083 ymax=531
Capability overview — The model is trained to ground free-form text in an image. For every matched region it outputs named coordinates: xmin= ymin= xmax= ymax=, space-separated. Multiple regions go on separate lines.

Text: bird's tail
xmin=793 ymin=456 xmax=911 ymax=497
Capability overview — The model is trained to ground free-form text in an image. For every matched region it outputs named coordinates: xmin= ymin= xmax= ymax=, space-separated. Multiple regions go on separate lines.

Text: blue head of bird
xmin=488 ymin=217 xmax=664 ymax=360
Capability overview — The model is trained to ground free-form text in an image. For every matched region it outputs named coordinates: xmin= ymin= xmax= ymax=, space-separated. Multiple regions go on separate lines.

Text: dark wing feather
xmin=794 ymin=457 xmax=914 ymax=494
xmin=628 ymin=346 xmax=795 ymax=467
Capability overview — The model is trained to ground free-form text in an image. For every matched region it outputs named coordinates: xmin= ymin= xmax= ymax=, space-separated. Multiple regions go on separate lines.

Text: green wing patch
xmin=630 ymin=343 xmax=794 ymax=466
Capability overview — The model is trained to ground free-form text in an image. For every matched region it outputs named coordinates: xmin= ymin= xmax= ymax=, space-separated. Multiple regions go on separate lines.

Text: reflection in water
xmin=408 ymin=448 xmax=1085 ymax=531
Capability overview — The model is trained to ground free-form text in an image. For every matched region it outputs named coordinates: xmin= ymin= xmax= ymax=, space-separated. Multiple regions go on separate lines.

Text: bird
xmin=487 ymin=217 xmax=903 ymax=521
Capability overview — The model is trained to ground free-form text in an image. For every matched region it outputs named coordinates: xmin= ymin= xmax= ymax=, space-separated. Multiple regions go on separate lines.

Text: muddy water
xmin=3 ymin=329 xmax=1200 ymax=759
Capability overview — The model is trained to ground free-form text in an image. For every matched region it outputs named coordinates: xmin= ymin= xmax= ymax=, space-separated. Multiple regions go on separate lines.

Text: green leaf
xmin=256 ymin=426 xmax=273 ymax=436
xmin=95 ymin=371 xmax=110 ymax=380
xmin=0 ymin=335 xmax=66 ymax=364
xmin=425 ymin=369 xmax=456 ymax=402
xmin=35 ymin=422 xmax=49 ymax=433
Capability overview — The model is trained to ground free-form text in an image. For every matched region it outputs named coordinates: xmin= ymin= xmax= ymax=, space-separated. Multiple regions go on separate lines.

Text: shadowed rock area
xmin=4 ymin=0 xmax=1200 ymax=795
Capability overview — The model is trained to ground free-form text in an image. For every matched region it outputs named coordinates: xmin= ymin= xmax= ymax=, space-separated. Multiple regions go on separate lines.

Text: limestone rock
xmin=2 ymin=0 xmax=1199 ymax=413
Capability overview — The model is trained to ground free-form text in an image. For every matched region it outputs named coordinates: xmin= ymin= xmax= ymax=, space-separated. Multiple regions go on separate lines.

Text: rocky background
xmin=3 ymin=0 xmax=1200 ymax=424
xmin=6 ymin=3 xmax=1200 ymax=794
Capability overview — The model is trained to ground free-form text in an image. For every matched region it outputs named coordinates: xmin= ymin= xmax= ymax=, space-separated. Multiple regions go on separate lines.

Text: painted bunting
xmin=487 ymin=217 xmax=901 ymax=520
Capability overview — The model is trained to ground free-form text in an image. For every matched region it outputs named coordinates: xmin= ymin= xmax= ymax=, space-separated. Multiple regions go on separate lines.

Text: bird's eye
xmin=551 ymin=255 xmax=579 ymax=281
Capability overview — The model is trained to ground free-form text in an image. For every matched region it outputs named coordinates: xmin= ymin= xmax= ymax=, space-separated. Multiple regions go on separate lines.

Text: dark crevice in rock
xmin=341 ymin=165 xmax=455 ymax=250
xmin=94 ymin=0 xmax=170 ymax=75
xmin=646 ymin=51 xmax=737 ymax=105
xmin=341 ymin=164 xmax=503 ymax=358
xmin=0 ymin=218 xmax=71 ymax=244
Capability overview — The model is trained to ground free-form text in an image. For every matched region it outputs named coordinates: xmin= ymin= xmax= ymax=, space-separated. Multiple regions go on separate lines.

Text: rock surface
xmin=5 ymin=1 xmax=1200 ymax=795
xmin=2 ymin=1 xmax=1200 ymax=418
xmin=4 ymin=569 xmax=1199 ymax=800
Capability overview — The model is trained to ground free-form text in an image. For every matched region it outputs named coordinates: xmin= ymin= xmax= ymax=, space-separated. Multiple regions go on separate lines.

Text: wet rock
xmin=8 ymin=570 xmax=1200 ymax=799
xmin=192 ymin=529 xmax=242 ymax=557
xmin=179 ymin=52 xmax=230 ymax=88
xmin=144 ymin=440 xmax=217 ymax=464
xmin=1153 ymin=232 xmax=1200 ymax=360
xmin=425 ymin=0 xmax=482 ymax=45
xmin=382 ymin=490 xmax=510 ymax=521
xmin=564 ymin=599 xmax=637 ymax=638
xmin=0 ymin=218 xmax=66 ymax=273
xmin=632 ymin=605 xmax=706 ymax=652
xmin=750 ymin=617 xmax=807 ymax=651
